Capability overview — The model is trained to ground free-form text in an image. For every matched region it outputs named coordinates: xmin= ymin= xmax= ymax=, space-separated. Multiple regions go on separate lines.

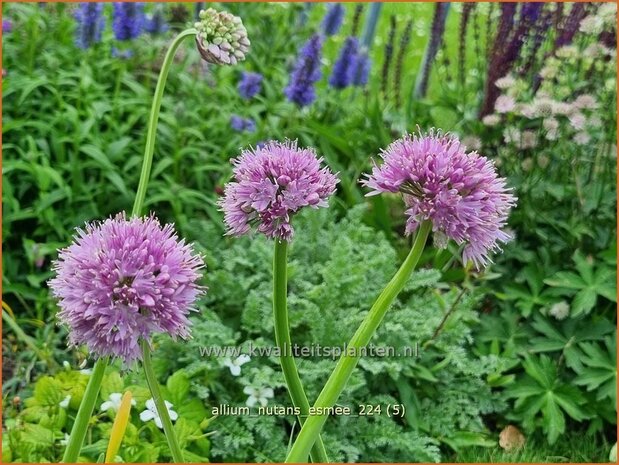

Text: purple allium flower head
xmin=2 ymin=19 xmax=13 ymax=33
xmin=113 ymin=3 xmax=145 ymax=41
xmin=238 ymin=71 xmax=263 ymax=99
xmin=351 ymin=50 xmax=371 ymax=87
xmin=220 ymin=140 xmax=339 ymax=240
xmin=74 ymin=3 xmax=105 ymax=49
xmin=322 ymin=3 xmax=345 ymax=36
xmin=49 ymin=214 xmax=204 ymax=364
xmin=285 ymin=34 xmax=323 ymax=107
xmin=329 ymin=36 xmax=359 ymax=89
xmin=230 ymin=115 xmax=256 ymax=133
xmin=363 ymin=131 xmax=516 ymax=269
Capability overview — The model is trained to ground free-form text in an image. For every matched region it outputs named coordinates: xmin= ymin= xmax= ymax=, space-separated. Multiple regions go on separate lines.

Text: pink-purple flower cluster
xmin=220 ymin=140 xmax=338 ymax=240
xmin=363 ymin=131 xmax=516 ymax=268
xmin=49 ymin=214 xmax=204 ymax=364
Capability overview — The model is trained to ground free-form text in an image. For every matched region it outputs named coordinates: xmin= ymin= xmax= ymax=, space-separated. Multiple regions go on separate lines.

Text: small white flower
xmin=140 ymin=398 xmax=178 ymax=429
xmin=521 ymin=158 xmax=534 ymax=172
xmin=517 ymin=103 xmax=537 ymax=119
xmin=588 ymin=115 xmax=602 ymax=128
xmin=551 ymin=101 xmax=572 ymax=116
xmin=573 ymin=94 xmax=598 ymax=110
xmin=495 ymin=74 xmax=516 ymax=90
xmin=482 ymin=114 xmax=501 ymax=127
xmin=59 ymin=395 xmax=71 ymax=409
xmin=503 ymin=127 xmax=521 ymax=145
xmin=539 ymin=64 xmax=558 ymax=80
xmin=579 ymin=15 xmax=604 ymax=35
xmin=223 ymin=354 xmax=251 ymax=376
xmin=100 ymin=392 xmax=136 ymax=412
xmin=549 ymin=301 xmax=570 ymax=320
xmin=62 ymin=361 xmax=71 ymax=370
xmin=461 ymin=136 xmax=482 ymax=151
xmin=555 ymin=45 xmax=578 ymax=59
xmin=59 ymin=433 xmax=70 ymax=446
xmin=520 ymin=131 xmax=538 ymax=150
xmin=243 ymin=386 xmax=274 ymax=408
xmin=537 ymin=155 xmax=550 ymax=169
xmin=495 ymin=95 xmax=516 ymax=114
xmin=574 ymin=132 xmax=591 ymax=145
xmin=533 ymin=98 xmax=555 ymax=118
xmin=543 ymin=117 xmax=559 ymax=132
xmin=569 ymin=112 xmax=586 ymax=131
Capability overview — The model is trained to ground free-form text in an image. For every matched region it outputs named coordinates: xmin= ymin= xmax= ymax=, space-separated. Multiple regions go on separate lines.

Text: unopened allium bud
xmin=194 ymin=8 xmax=250 ymax=66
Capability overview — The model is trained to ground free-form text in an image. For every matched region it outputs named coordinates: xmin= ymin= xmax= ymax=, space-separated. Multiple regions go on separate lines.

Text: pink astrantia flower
xmin=363 ymin=131 xmax=516 ymax=269
xmin=49 ymin=214 xmax=204 ymax=364
xmin=220 ymin=140 xmax=338 ymax=240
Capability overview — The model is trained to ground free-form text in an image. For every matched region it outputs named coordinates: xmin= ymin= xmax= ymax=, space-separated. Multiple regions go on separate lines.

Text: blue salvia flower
xmin=230 ymin=115 xmax=256 ymax=133
xmin=322 ymin=3 xmax=345 ymax=36
xmin=74 ymin=3 xmax=105 ymax=49
xmin=285 ymin=34 xmax=323 ymax=107
xmin=3 ymin=19 xmax=13 ymax=33
xmin=350 ymin=50 xmax=370 ymax=87
xmin=238 ymin=71 xmax=263 ymax=100
xmin=145 ymin=4 xmax=168 ymax=35
xmin=329 ymin=36 xmax=358 ymax=89
xmin=113 ymin=2 xmax=145 ymax=41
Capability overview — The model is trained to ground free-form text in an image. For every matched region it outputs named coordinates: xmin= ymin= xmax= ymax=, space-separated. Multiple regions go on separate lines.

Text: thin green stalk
xmin=62 ymin=357 xmax=109 ymax=463
xmin=141 ymin=340 xmax=184 ymax=463
xmin=273 ymin=240 xmax=329 ymax=463
xmin=62 ymin=29 xmax=197 ymax=463
xmin=131 ymin=29 xmax=197 ymax=463
xmin=132 ymin=28 xmax=197 ymax=217
xmin=285 ymin=221 xmax=432 ymax=463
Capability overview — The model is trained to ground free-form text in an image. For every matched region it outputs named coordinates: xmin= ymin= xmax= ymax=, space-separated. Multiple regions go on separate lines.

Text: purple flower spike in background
xmin=238 ymin=71 xmax=263 ymax=99
xmin=363 ymin=131 xmax=516 ymax=269
xmin=3 ymin=19 xmax=13 ymax=33
xmin=322 ymin=3 xmax=345 ymax=36
xmin=49 ymin=214 xmax=204 ymax=364
xmin=285 ymin=34 xmax=323 ymax=107
xmin=145 ymin=4 xmax=168 ymax=35
xmin=220 ymin=140 xmax=338 ymax=240
xmin=230 ymin=114 xmax=256 ymax=133
xmin=74 ymin=3 xmax=105 ymax=49
xmin=329 ymin=36 xmax=359 ymax=89
xmin=113 ymin=2 xmax=145 ymax=41
xmin=350 ymin=50 xmax=371 ymax=87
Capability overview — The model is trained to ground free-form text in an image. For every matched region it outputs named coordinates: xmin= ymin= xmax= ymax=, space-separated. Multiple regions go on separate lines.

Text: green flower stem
xmin=285 ymin=221 xmax=432 ymax=463
xmin=63 ymin=29 xmax=198 ymax=463
xmin=141 ymin=339 xmax=184 ymax=463
xmin=132 ymin=28 xmax=197 ymax=217
xmin=62 ymin=357 xmax=109 ymax=463
xmin=273 ymin=240 xmax=329 ymax=463
xmin=131 ymin=29 xmax=199 ymax=463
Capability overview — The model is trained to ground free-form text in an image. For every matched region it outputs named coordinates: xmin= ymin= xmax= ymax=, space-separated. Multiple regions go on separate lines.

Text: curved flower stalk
xmin=285 ymin=131 xmax=516 ymax=462
xmin=55 ymin=8 xmax=247 ymax=463
xmin=221 ymin=141 xmax=338 ymax=462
